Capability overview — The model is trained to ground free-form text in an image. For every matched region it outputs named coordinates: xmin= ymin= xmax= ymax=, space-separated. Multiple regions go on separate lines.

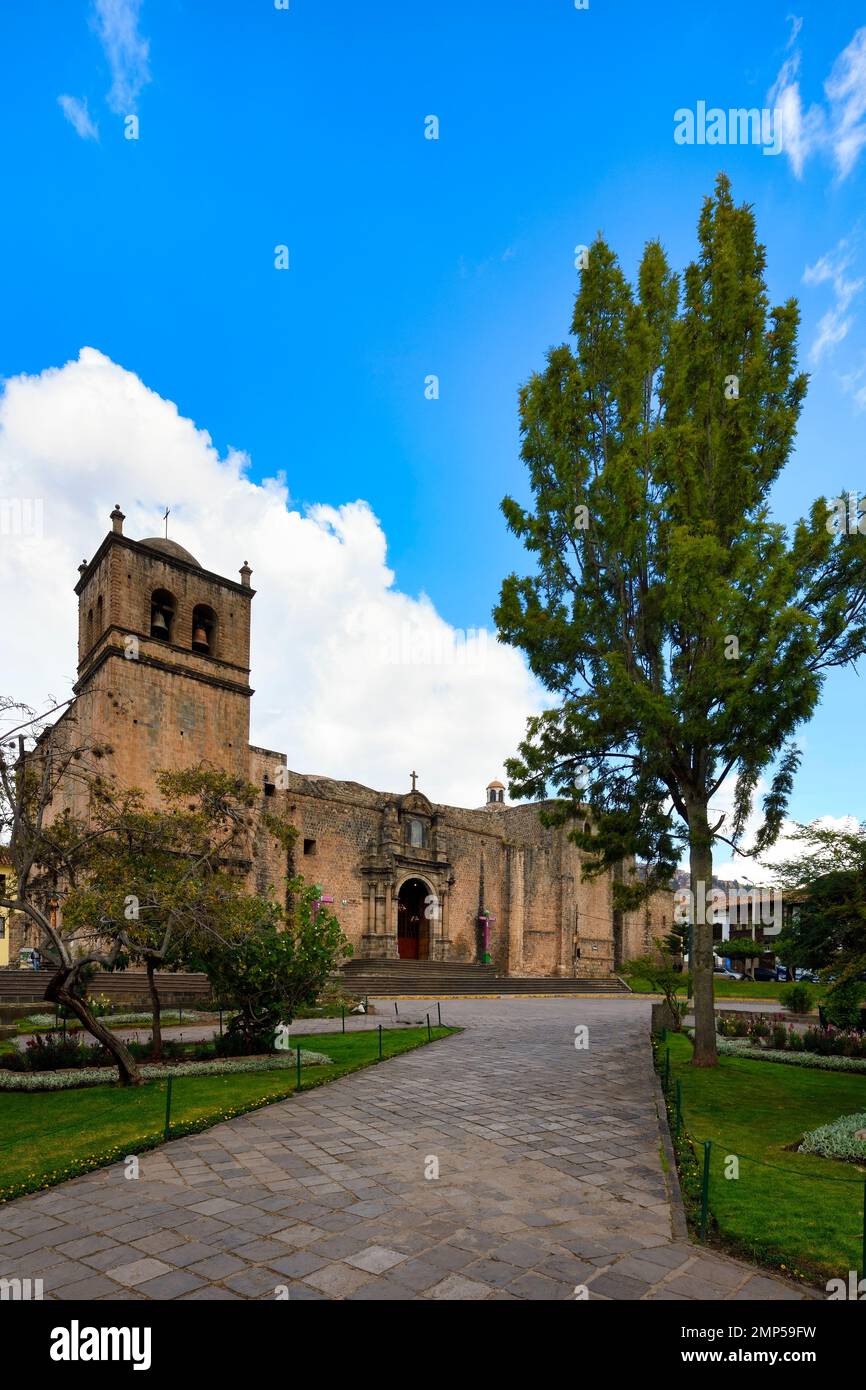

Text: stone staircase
xmin=337 ymin=959 xmax=630 ymax=997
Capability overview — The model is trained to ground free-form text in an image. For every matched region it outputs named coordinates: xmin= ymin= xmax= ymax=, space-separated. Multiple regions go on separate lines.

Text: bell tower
xmin=72 ymin=505 xmax=255 ymax=796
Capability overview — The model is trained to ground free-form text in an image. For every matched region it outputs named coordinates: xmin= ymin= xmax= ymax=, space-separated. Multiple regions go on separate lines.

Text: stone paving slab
xmin=0 ymin=999 xmax=817 ymax=1300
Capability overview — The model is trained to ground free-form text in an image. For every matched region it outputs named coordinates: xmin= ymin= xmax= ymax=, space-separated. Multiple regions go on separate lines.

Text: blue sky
xmin=2 ymin=0 xmax=866 ymax=835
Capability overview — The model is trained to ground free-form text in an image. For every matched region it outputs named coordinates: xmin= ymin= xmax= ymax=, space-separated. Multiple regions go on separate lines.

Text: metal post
xmin=426 ymin=1012 xmax=431 ymax=1042
xmin=699 ymin=1140 xmax=712 ymax=1241
xmin=341 ymin=1006 xmax=345 ymax=1034
xmin=164 ymin=1076 xmax=173 ymax=1141
xmin=394 ymin=1001 xmax=399 ymax=1018
xmin=378 ymin=1024 xmax=383 ymax=1060
xmin=296 ymin=1045 xmax=302 ymax=1091
xmin=437 ymin=1002 xmax=442 ymax=1027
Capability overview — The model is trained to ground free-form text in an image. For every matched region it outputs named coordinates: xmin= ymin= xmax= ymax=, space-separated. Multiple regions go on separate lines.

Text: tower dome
xmin=486 ymin=779 xmax=506 ymax=807
xmin=138 ymin=536 xmax=202 ymax=568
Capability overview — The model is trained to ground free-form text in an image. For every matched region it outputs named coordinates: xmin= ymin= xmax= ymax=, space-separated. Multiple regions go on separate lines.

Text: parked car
xmin=794 ymin=968 xmax=819 ymax=984
xmin=752 ymin=967 xmax=776 ymax=983
xmin=713 ymin=964 xmax=745 ymax=981
xmin=775 ymin=964 xmax=791 ymax=982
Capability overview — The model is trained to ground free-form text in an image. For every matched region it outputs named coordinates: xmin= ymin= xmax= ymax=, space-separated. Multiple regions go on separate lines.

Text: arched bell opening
xmin=150 ymin=589 xmax=176 ymax=642
xmin=192 ymin=603 xmax=217 ymax=656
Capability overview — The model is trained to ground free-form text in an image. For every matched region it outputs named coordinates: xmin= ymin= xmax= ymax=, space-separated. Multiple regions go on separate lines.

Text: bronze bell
xmin=151 ymin=607 xmax=169 ymax=638
xmin=192 ymin=624 xmax=209 ymax=650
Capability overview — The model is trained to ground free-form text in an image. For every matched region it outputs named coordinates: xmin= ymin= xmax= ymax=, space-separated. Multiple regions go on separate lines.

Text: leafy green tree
xmin=770 ymin=821 xmax=866 ymax=995
xmin=0 ymin=695 xmax=147 ymax=1084
xmin=622 ymin=941 xmax=691 ymax=1030
xmin=189 ymin=877 xmax=351 ymax=1052
xmin=495 ymin=175 xmax=866 ymax=1066
xmin=63 ymin=766 xmax=297 ymax=1062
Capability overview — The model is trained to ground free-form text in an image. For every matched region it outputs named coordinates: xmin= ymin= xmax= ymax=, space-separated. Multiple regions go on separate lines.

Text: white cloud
xmin=767 ymin=23 xmax=866 ymax=181
xmin=786 ymin=14 xmax=803 ymax=49
xmin=825 ymin=26 xmax=866 ymax=180
xmin=91 ymin=0 xmax=151 ymax=114
xmin=0 ymin=348 xmax=542 ymax=809
xmin=803 ymin=240 xmax=864 ymax=362
xmin=840 ymin=356 xmax=866 ymax=409
xmin=714 ymin=815 xmax=861 ymax=885
xmin=57 ymin=94 xmax=99 ymax=142
xmin=768 ymin=50 xmax=823 ymax=179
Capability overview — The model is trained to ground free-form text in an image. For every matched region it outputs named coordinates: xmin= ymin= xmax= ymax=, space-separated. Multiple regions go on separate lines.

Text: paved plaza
xmin=0 ymin=998 xmax=813 ymax=1300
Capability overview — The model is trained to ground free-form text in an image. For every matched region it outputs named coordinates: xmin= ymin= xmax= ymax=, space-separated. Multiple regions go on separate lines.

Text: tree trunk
xmin=146 ymin=958 xmax=163 ymax=1061
xmin=45 ymin=972 xmax=144 ymax=1086
xmin=688 ymin=800 xmax=718 ymax=1067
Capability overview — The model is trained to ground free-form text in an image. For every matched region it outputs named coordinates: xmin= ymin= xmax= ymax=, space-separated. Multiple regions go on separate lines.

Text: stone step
xmin=337 ymin=964 xmax=629 ymax=996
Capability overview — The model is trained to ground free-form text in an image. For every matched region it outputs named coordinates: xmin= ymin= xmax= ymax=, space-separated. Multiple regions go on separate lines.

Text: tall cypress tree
xmin=496 ymin=175 xmax=866 ymax=1065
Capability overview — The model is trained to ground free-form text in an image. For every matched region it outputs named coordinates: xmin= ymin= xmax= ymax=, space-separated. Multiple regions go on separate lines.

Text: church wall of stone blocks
xmin=16 ymin=509 xmax=672 ymax=977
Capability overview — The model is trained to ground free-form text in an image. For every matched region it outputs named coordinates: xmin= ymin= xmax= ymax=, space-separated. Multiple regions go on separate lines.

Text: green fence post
xmin=663 ymin=1047 xmax=671 ymax=1092
xmin=296 ymin=1044 xmax=302 ymax=1092
xmin=426 ymin=1012 xmax=432 ymax=1043
xmin=437 ymin=1002 xmax=442 ymax=1027
xmin=675 ymin=1079 xmax=682 ymax=1138
xmin=378 ymin=1024 xmax=383 ymax=1060
xmin=699 ymin=1140 xmax=712 ymax=1241
xmin=341 ymin=1006 xmax=345 ymax=1035
xmin=163 ymin=1075 xmax=173 ymax=1141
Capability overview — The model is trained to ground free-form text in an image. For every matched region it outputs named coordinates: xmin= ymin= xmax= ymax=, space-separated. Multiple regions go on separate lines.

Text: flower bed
xmin=799 ymin=1111 xmax=866 ymax=1163
xmin=716 ymin=1038 xmax=866 ymax=1073
xmin=19 ymin=1009 xmax=212 ymax=1030
xmin=0 ymin=1049 xmax=332 ymax=1091
xmin=717 ymin=1013 xmax=866 ymax=1059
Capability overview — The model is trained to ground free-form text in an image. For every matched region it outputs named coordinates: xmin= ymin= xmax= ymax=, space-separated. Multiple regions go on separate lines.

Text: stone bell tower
xmin=70 ymin=505 xmax=255 ymax=799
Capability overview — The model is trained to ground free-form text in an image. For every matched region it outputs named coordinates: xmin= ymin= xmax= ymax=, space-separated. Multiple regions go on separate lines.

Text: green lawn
xmin=0 ymin=1025 xmax=456 ymax=1202
xmin=663 ymin=1031 xmax=866 ymax=1284
xmin=631 ymin=977 xmax=825 ymax=1003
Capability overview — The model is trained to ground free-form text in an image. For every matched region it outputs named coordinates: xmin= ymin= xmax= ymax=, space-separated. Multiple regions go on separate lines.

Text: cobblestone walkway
xmin=0 ymin=999 xmax=814 ymax=1300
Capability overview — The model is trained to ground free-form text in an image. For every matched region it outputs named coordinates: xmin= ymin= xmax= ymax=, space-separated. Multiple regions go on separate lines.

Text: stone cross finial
xmin=410 ymin=770 xmax=418 ymax=791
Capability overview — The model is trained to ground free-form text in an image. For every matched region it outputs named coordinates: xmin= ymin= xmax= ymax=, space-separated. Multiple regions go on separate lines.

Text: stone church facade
xmin=17 ymin=509 xmax=672 ymax=978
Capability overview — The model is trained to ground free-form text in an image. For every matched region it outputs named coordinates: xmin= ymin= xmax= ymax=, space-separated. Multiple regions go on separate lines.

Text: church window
xmin=407 ymin=818 xmax=426 ymax=848
xmin=150 ymin=589 xmax=176 ymax=642
xmin=192 ymin=603 xmax=217 ymax=655
xmin=87 ymin=608 xmax=93 ymax=644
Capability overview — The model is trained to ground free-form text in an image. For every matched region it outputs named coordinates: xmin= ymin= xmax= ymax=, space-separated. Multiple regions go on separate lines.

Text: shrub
xmin=822 ymin=981 xmax=865 ymax=1031
xmin=779 ymin=983 xmax=813 ymax=1014
xmin=771 ymin=1023 xmax=788 ymax=1050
